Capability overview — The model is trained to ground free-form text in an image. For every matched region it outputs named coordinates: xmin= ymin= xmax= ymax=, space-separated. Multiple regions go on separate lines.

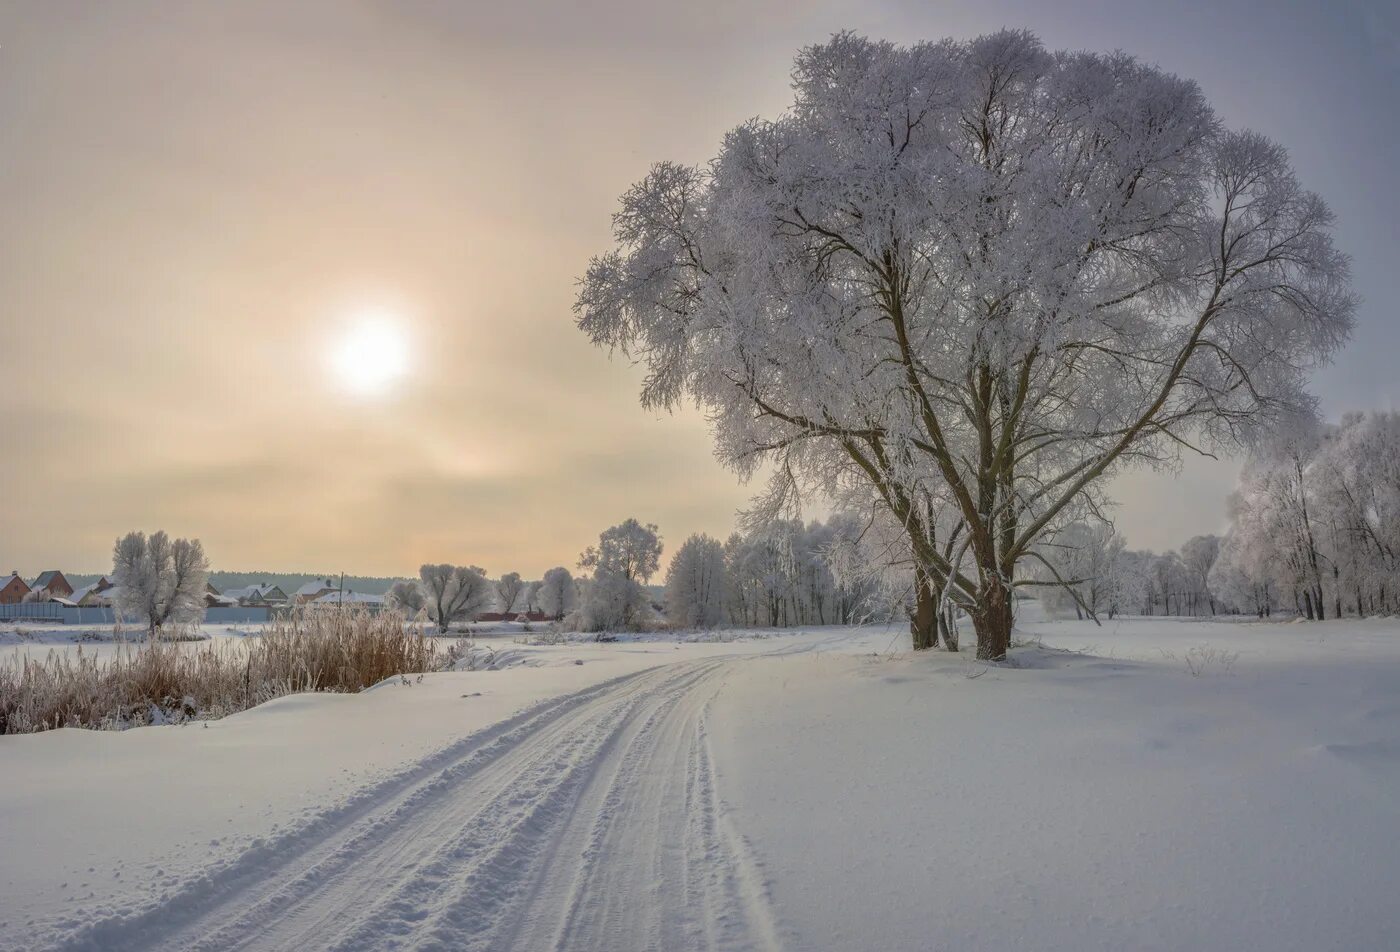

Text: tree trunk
xmin=974 ymin=581 xmax=1013 ymax=661
xmin=941 ymin=605 xmax=960 ymax=652
xmin=910 ymin=567 xmax=937 ymax=651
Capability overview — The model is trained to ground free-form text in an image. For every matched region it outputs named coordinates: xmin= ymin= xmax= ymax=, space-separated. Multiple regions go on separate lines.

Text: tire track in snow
xmin=44 ymin=655 xmax=782 ymax=952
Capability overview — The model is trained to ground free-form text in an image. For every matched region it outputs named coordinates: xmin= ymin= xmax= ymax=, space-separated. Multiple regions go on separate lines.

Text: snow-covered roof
xmin=296 ymin=579 xmax=338 ymax=596
xmin=225 ymin=583 xmax=287 ymax=601
xmin=32 ymin=570 xmax=65 ymax=589
xmin=312 ymin=590 xmax=384 ymax=605
xmin=77 ymin=585 xmax=119 ymax=605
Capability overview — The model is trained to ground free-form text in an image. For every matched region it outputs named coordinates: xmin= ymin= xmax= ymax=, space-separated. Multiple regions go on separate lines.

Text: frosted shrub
xmin=1184 ymin=646 xmax=1239 ymax=677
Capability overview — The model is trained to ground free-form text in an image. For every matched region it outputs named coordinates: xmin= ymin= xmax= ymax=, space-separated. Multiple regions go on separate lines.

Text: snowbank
xmin=2 ymin=618 xmax=1398 ymax=950
xmin=709 ymin=617 xmax=1400 ymax=951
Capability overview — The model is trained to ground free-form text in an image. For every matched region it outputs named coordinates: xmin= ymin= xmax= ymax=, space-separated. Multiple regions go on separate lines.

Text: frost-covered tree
xmin=495 ymin=572 xmax=525 ymax=614
xmin=664 ymin=533 xmax=728 ymax=628
xmin=386 ymin=579 xmax=426 ymax=617
xmin=522 ymin=580 xmax=541 ymax=614
xmin=1029 ymin=522 xmax=1132 ymax=620
xmin=576 ymin=519 xmax=663 ymax=632
xmin=536 ymin=566 xmax=578 ymax=620
xmin=1148 ymin=552 xmax=1191 ymax=616
xmin=579 ymin=519 xmax=663 ymax=586
xmin=111 ymin=530 xmax=210 ymax=638
xmin=1310 ymin=413 xmax=1400 ymax=616
xmin=572 ymin=568 xmax=654 ymax=634
xmin=720 ymin=515 xmax=899 ymax=631
xmin=820 ymin=511 xmax=896 ymax=627
xmin=1179 ymin=535 xmax=1222 ymax=616
xmin=1212 ymin=412 xmax=1400 ymax=620
xmin=1112 ymin=549 xmax=1154 ymax=618
xmin=577 ymin=30 xmax=1353 ymax=659
xmin=418 ymin=564 xmax=492 ymax=633
xmin=725 ymin=527 xmax=796 ymax=628
xmin=1209 ymin=529 xmax=1273 ymax=618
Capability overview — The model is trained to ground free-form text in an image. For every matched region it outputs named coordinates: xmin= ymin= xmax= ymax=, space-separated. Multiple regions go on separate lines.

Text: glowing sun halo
xmin=328 ymin=309 xmax=412 ymax=397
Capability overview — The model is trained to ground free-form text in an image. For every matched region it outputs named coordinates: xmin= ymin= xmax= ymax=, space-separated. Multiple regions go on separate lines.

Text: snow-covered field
xmin=2 ymin=614 xmax=1398 ymax=951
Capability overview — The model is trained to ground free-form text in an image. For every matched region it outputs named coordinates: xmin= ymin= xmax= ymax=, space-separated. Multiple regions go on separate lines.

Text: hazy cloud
xmin=1 ymin=0 xmax=1393 ymax=574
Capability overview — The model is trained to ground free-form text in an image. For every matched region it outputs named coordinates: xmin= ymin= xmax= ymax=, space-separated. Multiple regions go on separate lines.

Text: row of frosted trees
xmin=1032 ymin=413 xmax=1400 ymax=622
xmin=1210 ymin=413 xmax=1400 ymax=620
xmin=664 ymin=515 xmax=890 ymax=631
xmin=1031 ymin=526 xmax=1224 ymax=621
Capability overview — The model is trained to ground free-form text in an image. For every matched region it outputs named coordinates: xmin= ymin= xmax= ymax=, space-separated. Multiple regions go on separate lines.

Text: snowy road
xmin=51 ymin=656 xmax=781 ymax=952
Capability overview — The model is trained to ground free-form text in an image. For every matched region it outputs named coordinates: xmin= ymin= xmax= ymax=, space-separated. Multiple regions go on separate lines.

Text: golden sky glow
xmin=1 ymin=1 xmax=1394 ymax=576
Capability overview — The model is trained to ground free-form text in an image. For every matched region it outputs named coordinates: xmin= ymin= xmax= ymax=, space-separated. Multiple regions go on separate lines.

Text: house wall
xmin=0 ymin=577 xmax=29 ymax=605
xmin=40 ymin=577 xmax=75 ymax=598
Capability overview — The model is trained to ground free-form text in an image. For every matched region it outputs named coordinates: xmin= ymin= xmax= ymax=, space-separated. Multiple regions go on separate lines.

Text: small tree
xmin=1179 ymin=535 xmax=1222 ymax=616
xmin=537 ymin=567 xmax=577 ymax=620
xmin=419 ymin=564 xmax=492 ymax=634
xmin=665 ymin=533 xmax=728 ymax=628
xmin=386 ymin=579 xmax=426 ymax=618
xmin=577 ymin=519 xmax=663 ymax=631
xmin=111 ymin=530 xmax=210 ymax=638
xmin=495 ymin=572 xmax=525 ymax=615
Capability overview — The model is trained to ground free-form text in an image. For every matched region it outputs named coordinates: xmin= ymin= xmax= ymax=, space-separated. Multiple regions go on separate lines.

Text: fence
xmin=0 ymin=603 xmax=272 ymax=626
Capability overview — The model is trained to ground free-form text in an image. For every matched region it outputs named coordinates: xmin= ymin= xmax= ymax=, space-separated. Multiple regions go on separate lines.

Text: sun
xmin=327 ymin=308 xmax=413 ymax=397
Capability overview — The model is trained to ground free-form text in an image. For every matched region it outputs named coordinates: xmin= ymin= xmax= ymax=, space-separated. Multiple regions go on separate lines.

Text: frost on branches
xmin=664 ymin=534 xmax=728 ymax=629
xmin=577 ymin=30 xmax=1354 ymax=658
xmin=1212 ymin=414 xmax=1400 ymax=619
xmin=536 ymin=567 xmax=578 ymax=621
xmin=575 ymin=519 xmax=663 ymax=633
xmin=418 ymin=564 xmax=492 ymax=634
xmin=111 ymin=530 xmax=210 ymax=638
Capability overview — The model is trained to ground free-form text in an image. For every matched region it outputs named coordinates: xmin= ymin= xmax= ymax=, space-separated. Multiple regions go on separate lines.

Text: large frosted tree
xmin=418 ymin=564 xmax=492 ymax=634
xmin=577 ymin=30 xmax=1353 ymax=659
xmin=111 ymin=530 xmax=210 ymax=638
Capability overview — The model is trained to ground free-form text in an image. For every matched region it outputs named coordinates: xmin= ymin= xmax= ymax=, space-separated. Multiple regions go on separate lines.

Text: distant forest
xmin=64 ymin=572 xmax=409 ymax=596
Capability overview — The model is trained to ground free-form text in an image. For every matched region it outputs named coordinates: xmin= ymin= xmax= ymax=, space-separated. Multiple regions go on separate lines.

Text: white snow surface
xmin=2 ymin=615 xmax=1399 ymax=951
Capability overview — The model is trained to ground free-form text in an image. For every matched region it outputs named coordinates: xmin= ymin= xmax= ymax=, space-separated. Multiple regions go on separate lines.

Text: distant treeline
xmin=64 ymin=572 xmax=410 ymax=596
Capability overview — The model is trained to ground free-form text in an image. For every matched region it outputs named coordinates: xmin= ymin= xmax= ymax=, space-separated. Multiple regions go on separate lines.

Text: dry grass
xmin=0 ymin=607 xmax=447 ymax=735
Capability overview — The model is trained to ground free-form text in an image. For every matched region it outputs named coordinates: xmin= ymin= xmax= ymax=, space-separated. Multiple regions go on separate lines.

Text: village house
xmin=69 ymin=576 xmax=115 ymax=606
xmin=1 ymin=571 xmax=31 ymax=605
xmin=295 ymin=578 xmax=341 ymax=604
xmin=222 ymin=583 xmax=290 ymax=607
xmin=29 ymin=570 xmax=74 ymax=600
xmin=311 ymin=589 xmax=385 ymax=609
xmin=204 ymin=581 xmax=237 ymax=609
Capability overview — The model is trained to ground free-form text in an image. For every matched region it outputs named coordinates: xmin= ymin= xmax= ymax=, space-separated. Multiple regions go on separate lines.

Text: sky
xmin=1 ymin=0 xmax=1396 ymax=578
